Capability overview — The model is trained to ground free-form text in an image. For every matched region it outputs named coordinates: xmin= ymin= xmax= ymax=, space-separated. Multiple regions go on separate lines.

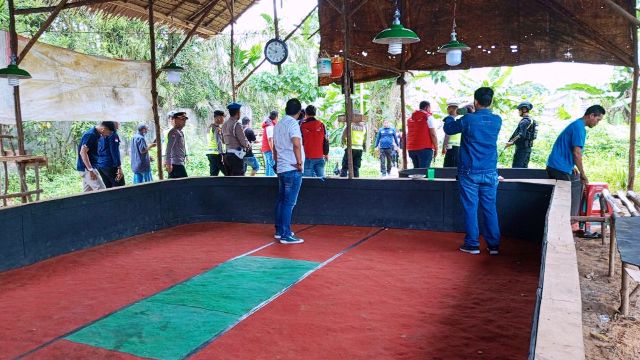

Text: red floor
xmin=0 ymin=223 xmax=541 ymax=360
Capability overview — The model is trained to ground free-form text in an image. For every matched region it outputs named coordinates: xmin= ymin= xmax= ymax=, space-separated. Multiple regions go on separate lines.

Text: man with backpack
xmin=506 ymin=101 xmax=537 ymax=168
xmin=300 ymin=105 xmax=329 ymax=177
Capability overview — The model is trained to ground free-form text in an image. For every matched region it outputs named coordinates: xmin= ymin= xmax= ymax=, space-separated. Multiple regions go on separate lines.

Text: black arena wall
xmin=0 ymin=177 xmax=552 ymax=272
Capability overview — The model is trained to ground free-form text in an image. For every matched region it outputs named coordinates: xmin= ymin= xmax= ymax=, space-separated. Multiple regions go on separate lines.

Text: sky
xmin=233 ymin=0 xmax=616 ymax=91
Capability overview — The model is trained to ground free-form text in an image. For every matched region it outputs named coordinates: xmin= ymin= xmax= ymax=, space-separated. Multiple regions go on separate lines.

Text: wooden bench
xmin=0 ymin=130 xmax=48 ymax=206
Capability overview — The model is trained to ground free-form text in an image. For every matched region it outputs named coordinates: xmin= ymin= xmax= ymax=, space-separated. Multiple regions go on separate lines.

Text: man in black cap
xmin=506 ymin=101 xmax=537 ymax=168
xmin=222 ymin=102 xmax=251 ymax=176
xmin=165 ymin=111 xmax=188 ymax=178
xmin=77 ymin=121 xmax=115 ymax=192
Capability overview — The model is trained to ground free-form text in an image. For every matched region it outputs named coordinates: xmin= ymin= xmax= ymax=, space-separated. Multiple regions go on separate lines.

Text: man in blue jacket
xmin=444 ymin=87 xmax=502 ymax=255
xmin=375 ymin=120 xmax=399 ymax=177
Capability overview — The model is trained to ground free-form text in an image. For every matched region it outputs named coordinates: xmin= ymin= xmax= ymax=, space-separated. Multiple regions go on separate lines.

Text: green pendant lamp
xmin=437 ymin=3 xmax=470 ymax=67
xmin=0 ymin=56 xmax=32 ymax=87
xmin=161 ymin=62 xmax=185 ymax=85
xmin=372 ymin=5 xmax=420 ymax=56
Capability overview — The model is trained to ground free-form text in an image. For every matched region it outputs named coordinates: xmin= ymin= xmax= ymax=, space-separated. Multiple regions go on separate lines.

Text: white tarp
xmin=0 ymin=31 xmax=152 ymax=124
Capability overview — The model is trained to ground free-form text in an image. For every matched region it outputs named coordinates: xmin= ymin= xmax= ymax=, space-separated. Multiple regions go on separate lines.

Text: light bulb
xmin=388 ymin=41 xmax=402 ymax=55
xmin=446 ymin=49 xmax=462 ymax=66
xmin=8 ymin=76 xmax=19 ymax=87
xmin=167 ymin=71 xmax=181 ymax=85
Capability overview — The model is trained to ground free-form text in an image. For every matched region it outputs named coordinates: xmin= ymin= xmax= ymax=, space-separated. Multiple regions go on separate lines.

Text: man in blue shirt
xmin=547 ymin=105 xmax=605 ymax=229
xmin=76 ymin=121 xmax=116 ymax=192
xmin=131 ymin=124 xmax=156 ymax=183
xmin=375 ymin=120 xmax=399 ymax=177
xmin=97 ymin=122 xmax=125 ymax=188
xmin=444 ymin=87 xmax=502 ymax=255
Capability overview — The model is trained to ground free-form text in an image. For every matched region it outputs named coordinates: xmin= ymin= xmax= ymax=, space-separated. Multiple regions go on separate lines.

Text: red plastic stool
xmin=580 ymin=182 xmax=611 ymax=231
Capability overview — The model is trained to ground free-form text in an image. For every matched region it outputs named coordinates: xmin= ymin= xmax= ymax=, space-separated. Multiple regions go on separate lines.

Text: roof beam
xmin=17 ymin=0 xmax=70 ymax=65
xmin=187 ymin=0 xmax=220 ymax=21
xmin=166 ymin=0 xmax=203 ymax=17
xmin=114 ymin=2 xmax=218 ymax=36
xmin=15 ymin=0 xmax=115 ymax=15
xmin=602 ymin=0 xmax=640 ymax=27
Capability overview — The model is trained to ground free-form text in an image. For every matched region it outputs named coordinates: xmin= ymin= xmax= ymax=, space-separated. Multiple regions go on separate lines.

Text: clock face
xmin=264 ymin=39 xmax=288 ymax=65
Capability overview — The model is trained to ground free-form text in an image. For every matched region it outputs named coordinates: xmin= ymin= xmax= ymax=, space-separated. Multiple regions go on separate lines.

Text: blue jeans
xmin=303 ymin=158 xmax=325 ymax=177
xmin=275 ymin=170 xmax=303 ymax=237
xmin=263 ymin=151 xmax=275 ymax=176
xmin=243 ymin=156 xmax=260 ymax=174
xmin=458 ymin=170 xmax=500 ymax=248
xmin=133 ymin=171 xmax=153 ymax=184
xmin=408 ymin=148 xmax=434 ymax=169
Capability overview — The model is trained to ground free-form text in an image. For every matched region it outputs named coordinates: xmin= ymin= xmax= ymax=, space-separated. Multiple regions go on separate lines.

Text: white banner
xmin=0 ymin=31 xmax=152 ymax=124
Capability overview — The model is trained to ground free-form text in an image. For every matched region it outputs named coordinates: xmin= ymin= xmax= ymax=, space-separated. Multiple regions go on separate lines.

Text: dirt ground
xmin=576 ymin=229 xmax=640 ymax=359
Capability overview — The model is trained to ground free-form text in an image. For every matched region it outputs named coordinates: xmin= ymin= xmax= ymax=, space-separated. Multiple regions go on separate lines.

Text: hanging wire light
xmin=372 ymin=1 xmax=420 ymax=56
xmin=160 ymin=33 xmax=185 ymax=85
xmin=0 ymin=55 xmax=32 ymax=87
xmin=437 ymin=2 xmax=470 ymax=66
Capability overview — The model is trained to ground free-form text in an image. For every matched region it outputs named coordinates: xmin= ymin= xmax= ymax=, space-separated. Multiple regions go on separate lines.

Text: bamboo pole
xmin=399 ymin=74 xmax=407 ymax=169
xmin=599 ymin=195 xmax=608 ymax=245
xmin=148 ymin=0 xmax=163 ymax=180
xmin=627 ymin=190 xmax=640 ymax=208
xmin=230 ymin=0 xmax=236 ymax=102
xmin=8 ymin=0 xmax=25 ymax=156
xmin=603 ymin=188 xmax=624 ymax=216
xmin=618 ymin=190 xmax=639 ymax=216
xmin=342 ymin=0 xmax=354 ymax=179
xmin=628 ymin=58 xmax=638 ymax=191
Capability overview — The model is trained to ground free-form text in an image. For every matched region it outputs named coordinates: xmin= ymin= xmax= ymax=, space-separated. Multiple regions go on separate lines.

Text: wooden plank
xmin=0 ymin=189 xmax=43 ymax=201
xmin=618 ymin=190 xmax=639 ymax=216
xmin=570 ymin=215 xmax=610 ymax=223
xmin=626 ymin=266 xmax=640 ymax=283
xmin=621 ymin=263 xmax=630 ymax=315
xmin=14 ymin=0 xmax=115 ymax=15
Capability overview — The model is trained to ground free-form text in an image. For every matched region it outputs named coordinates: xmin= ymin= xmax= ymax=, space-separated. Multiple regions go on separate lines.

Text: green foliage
xmin=557 ymin=83 xmax=605 ymax=95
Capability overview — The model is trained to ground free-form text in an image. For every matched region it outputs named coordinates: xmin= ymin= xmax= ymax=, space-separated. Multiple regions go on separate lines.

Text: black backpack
xmin=524 ymin=118 xmax=537 ymax=146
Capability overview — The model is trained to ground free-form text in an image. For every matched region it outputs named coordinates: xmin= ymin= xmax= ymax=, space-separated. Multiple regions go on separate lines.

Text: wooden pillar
xmin=230 ymin=0 xmax=236 ymax=101
xmin=621 ymin=263 xmax=630 ymax=315
xmin=272 ymin=0 xmax=282 ymax=75
xmin=400 ymin=73 xmax=407 ymax=169
xmin=608 ymin=216 xmax=616 ymax=277
xmin=628 ymin=19 xmax=638 ymax=191
xmin=148 ymin=0 xmax=163 ymax=180
xmin=342 ymin=0 xmax=354 ymax=179
xmin=8 ymin=0 xmax=25 ymax=156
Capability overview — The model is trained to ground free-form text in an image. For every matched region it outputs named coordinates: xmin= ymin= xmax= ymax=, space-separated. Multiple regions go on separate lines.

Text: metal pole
xmin=342 ymin=0 xmax=354 ymax=179
xmin=148 ymin=0 xmax=163 ymax=180
xmin=8 ymin=0 xmax=25 ymax=156
xmin=272 ymin=0 xmax=282 ymax=75
xmin=230 ymin=0 xmax=236 ymax=101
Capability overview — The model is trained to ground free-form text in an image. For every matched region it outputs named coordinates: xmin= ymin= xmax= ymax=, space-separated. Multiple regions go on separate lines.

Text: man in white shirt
xmin=272 ymin=98 xmax=305 ymax=244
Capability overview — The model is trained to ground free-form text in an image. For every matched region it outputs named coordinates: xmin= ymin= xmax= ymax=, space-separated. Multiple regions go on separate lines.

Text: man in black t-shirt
xmin=242 ymin=117 xmax=260 ymax=176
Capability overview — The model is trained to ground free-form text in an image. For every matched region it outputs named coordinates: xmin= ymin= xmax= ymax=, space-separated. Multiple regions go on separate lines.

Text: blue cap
xmin=227 ymin=102 xmax=242 ymax=111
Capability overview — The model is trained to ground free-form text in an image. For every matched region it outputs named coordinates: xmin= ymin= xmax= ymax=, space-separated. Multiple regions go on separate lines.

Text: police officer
xmin=506 ymin=101 xmax=537 ymax=168
xmin=222 ymin=102 xmax=251 ymax=176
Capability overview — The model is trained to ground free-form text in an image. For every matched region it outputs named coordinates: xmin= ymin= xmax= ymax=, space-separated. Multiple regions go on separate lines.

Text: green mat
xmin=66 ymin=256 xmax=319 ymax=360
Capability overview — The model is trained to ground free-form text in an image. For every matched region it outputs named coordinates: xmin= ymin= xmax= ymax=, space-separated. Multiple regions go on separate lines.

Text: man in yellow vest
xmin=206 ymin=110 xmax=226 ymax=176
xmin=442 ymin=101 xmax=463 ymax=167
xmin=340 ymin=121 xmax=367 ymax=177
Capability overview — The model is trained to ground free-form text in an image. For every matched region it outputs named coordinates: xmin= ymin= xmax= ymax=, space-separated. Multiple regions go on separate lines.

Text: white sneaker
xmin=274 ymin=231 xmax=294 ymax=240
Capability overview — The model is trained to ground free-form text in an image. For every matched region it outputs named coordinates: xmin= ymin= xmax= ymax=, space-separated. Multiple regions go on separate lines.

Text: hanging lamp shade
xmin=0 ymin=63 xmax=32 ymax=87
xmin=161 ymin=62 xmax=185 ymax=85
xmin=372 ymin=9 xmax=420 ymax=55
xmin=438 ymin=31 xmax=470 ymax=66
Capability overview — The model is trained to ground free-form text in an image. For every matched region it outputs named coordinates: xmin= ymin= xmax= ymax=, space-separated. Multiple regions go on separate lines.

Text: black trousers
xmin=443 ymin=146 xmax=459 ymax=167
xmin=340 ymin=149 xmax=363 ymax=178
xmin=224 ymin=153 xmax=245 ymax=176
xmin=207 ymin=154 xmax=225 ymax=176
xmin=546 ymin=166 xmax=583 ymax=217
xmin=512 ymin=147 xmax=532 ymax=168
xmin=98 ymin=167 xmax=125 ymax=188
xmin=169 ymin=164 xmax=188 ymax=179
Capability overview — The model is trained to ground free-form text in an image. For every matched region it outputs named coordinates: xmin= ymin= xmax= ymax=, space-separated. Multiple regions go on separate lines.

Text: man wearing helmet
xmin=506 ymin=101 xmax=537 ymax=168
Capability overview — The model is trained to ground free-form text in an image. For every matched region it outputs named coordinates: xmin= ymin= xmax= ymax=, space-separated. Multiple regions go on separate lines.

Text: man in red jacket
xmin=300 ymin=105 xmax=328 ymax=177
xmin=261 ymin=110 xmax=278 ymax=176
xmin=407 ymin=101 xmax=438 ymax=168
